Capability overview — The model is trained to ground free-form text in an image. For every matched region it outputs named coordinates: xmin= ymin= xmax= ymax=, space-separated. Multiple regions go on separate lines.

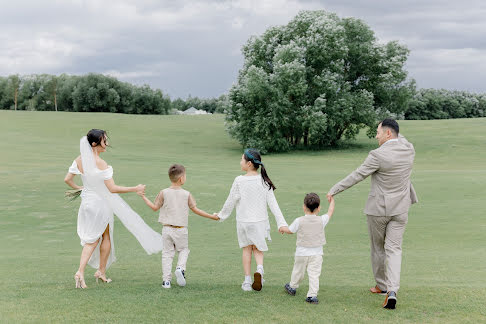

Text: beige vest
xmin=158 ymin=188 xmax=190 ymax=227
xmin=296 ymin=215 xmax=326 ymax=247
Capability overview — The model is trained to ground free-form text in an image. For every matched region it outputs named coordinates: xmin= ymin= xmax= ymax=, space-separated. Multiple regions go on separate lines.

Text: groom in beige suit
xmin=327 ymin=119 xmax=417 ymax=309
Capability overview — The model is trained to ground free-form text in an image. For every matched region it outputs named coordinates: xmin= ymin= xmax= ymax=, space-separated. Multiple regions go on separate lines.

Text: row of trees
xmin=0 ymin=73 xmax=227 ymax=114
xmin=405 ymin=88 xmax=486 ymax=120
xmin=171 ymin=95 xmax=228 ymax=114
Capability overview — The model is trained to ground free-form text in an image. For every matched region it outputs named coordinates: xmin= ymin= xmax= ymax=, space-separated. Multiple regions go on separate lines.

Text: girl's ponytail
xmin=243 ymin=148 xmax=276 ymax=191
xmin=260 ymin=164 xmax=276 ymax=191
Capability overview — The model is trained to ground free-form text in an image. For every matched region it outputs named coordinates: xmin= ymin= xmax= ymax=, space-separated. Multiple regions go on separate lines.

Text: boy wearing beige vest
xmin=283 ymin=193 xmax=335 ymax=304
xmin=140 ymin=164 xmax=218 ymax=289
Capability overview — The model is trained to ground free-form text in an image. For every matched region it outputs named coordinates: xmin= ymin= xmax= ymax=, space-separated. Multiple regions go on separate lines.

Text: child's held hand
xmin=279 ymin=226 xmax=292 ymax=234
xmin=135 ymin=184 xmax=146 ymax=196
xmin=326 ymin=192 xmax=333 ymax=203
xmin=212 ymin=213 xmax=220 ymax=221
xmin=136 ymin=188 xmax=145 ymax=197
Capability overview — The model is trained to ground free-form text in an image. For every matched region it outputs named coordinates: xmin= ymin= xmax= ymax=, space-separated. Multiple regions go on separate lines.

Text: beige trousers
xmin=162 ymin=226 xmax=190 ymax=282
xmin=367 ymin=213 xmax=408 ymax=292
xmin=289 ymin=255 xmax=323 ymax=297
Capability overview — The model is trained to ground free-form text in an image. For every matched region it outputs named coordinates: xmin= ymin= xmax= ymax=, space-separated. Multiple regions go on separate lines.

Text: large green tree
xmin=225 ymin=10 xmax=414 ymax=152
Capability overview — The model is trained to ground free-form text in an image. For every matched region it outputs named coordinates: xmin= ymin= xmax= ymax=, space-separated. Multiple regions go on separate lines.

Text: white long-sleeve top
xmin=218 ymin=175 xmax=288 ymax=229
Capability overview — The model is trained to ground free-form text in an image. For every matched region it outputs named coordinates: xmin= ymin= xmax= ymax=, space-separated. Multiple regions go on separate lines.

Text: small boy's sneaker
xmin=175 ymin=267 xmax=186 ymax=287
xmin=241 ymin=281 xmax=252 ymax=291
xmin=284 ymin=283 xmax=296 ymax=296
xmin=162 ymin=281 xmax=171 ymax=289
xmin=305 ymin=296 xmax=319 ymax=304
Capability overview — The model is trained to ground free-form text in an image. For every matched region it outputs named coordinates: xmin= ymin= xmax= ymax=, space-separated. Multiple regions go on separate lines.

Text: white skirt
xmin=236 ymin=220 xmax=271 ymax=251
xmin=77 ymin=190 xmax=116 ymax=269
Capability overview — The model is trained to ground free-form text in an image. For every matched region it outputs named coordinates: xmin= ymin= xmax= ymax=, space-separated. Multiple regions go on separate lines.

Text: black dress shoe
xmin=284 ymin=283 xmax=296 ymax=296
xmin=305 ymin=296 xmax=319 ymax=304
xmin=383 ymin=291 xmax=397 ymax=309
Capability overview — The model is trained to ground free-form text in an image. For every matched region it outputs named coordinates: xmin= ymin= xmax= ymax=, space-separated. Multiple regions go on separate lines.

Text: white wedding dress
xmin=68 ymin=136 xmax=163 ymax=270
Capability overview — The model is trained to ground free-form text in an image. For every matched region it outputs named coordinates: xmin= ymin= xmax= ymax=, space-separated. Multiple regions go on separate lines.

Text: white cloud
xmin=104 ymin=69 xmax=158 ymax=79
xmin=0 ymin=0 xmax=485 ymax=96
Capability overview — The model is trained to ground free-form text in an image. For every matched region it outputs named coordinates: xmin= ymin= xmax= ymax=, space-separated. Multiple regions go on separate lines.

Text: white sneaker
xmin=162 ymin=281 xmax=171 ymax=289
xmin=241 ymin=281 xmax=253 ymax=291
xmin=175 ymin=267 xmax=186 ymax=287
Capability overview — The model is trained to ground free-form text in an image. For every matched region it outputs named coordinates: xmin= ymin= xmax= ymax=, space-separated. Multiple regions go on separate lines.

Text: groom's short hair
xmin=168 ymin=164 xmax=185 ymax=182
xmin=304 ymin=193 xmax=320 ymax=212
xmin=380 ymin=118 xmax=399 ymax=136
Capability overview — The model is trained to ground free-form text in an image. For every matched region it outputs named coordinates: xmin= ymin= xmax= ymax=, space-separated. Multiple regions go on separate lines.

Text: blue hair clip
xmin=244 ymin=148 xmax=262 ymax=165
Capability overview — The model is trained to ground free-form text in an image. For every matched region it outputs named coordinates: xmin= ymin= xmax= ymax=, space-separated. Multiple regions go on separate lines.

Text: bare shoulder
xmin=96 ymin=157 xmax=109 ymax=170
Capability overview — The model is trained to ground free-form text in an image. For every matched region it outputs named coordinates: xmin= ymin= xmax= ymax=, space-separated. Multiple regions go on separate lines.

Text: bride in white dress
xmin=64 ymin=129 xmax=163 ymax=288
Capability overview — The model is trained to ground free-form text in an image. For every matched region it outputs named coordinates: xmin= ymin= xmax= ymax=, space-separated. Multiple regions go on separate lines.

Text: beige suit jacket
xmin=329 ymin=134 xmax=418 ymax=216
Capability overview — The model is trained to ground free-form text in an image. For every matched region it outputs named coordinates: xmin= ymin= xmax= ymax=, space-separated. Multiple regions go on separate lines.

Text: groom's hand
xmin=326 ymin=192 xmax=333 ymax=203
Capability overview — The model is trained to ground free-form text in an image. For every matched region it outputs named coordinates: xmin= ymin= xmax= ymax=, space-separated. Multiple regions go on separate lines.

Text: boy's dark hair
xmin=304 ymin=193 xmax=321 ymax=212
xmin=380 ymin=118 xmax=399 ymax=136
xmin=168 ymin=164 xmax=185 ymax=182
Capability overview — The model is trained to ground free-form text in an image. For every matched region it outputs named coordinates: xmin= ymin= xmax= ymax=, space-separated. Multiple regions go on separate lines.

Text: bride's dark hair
xmin=87 ymin=129 xmax=108 ymax=147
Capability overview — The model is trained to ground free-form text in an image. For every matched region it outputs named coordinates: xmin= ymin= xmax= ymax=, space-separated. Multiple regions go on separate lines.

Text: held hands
xmin=212 ymin=213 xmax=220 ymax=221
xmin=135 ymin=184 xmax=146 ymax=196
xmin=279 ymin=226 xmax=292 ymax=234
xmin=326 ymin=192 xmax=333 ymax=203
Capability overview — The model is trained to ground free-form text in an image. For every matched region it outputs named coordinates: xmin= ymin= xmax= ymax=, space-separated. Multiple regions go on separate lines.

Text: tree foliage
xmin=225 ymin=10 xmax=414 ymax=152
xmin=405 ymin=88 xmax=485 ymax=120
xmin=0 ymin=73 xmax=171 ymax=114
xmin=0 ymin=73 xmax=228 ymax=115
xmin=171 ymin=94 xmax=228 ymax=113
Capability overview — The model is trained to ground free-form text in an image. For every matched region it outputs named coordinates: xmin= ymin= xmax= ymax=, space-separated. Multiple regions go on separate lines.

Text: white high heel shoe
xmin=74 ymin=271 xmax=87 ymax=289
xmin=94 ymin=270 xmax=112 ymax=283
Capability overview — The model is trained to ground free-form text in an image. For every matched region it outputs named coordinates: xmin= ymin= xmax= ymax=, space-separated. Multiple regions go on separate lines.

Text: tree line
xmin=0 ymin=73 xmax=227 ymax=114
xmin=405 ymin=88 xmax=486 ymax=120
xmin=2 ymin=73 xmax=482 ymax=121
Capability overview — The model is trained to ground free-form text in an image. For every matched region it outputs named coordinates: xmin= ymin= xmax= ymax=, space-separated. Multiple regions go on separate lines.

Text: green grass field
xmin=1 ymin=110 xmax=485 ymax=323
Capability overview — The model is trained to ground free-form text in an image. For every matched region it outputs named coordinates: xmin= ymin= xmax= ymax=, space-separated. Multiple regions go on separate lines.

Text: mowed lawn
xmin=0 ymin=110 xmax=485 ymax=323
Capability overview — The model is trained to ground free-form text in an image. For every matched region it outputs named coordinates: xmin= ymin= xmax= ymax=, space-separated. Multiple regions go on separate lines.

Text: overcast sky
xmin=1 ymin=0 xmax=485 ymax=98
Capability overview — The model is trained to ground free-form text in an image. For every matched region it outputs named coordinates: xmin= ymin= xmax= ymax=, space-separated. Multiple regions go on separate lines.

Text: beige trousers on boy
xmin=367 ymin=213 xmax=408 ymax=292
xmin=162 ymin=226 xmax=190 ymax=282
xmin=289 ymin=255 xmax=323 ymax=297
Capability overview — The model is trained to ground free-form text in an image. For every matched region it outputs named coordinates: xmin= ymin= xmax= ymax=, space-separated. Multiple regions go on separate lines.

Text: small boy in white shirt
xmin=282 ymin=192 xmax=335 ymax=304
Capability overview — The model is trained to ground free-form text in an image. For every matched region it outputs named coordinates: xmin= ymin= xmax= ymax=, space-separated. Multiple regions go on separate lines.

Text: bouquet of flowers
xmin=65 ymin=188 xmax=82 ymax=201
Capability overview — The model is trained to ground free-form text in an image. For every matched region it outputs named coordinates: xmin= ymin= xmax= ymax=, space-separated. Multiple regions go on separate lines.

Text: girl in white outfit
xmin=218 ymin=149 xmax=289 ymax=291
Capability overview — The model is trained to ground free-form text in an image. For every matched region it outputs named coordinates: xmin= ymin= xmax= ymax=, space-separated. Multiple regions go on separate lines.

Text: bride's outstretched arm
xmin=104 ymin=178 xmax=145 ymax=194
xmin=64 ymin=172 xmax=83 ymax=190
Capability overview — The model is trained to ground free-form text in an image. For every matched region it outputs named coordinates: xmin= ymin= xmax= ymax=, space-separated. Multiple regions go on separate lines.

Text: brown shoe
xmin=252 ymin=272 xmax=262 ymax=291
xmin=370 ymin=285 xmax=387 ymax=294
